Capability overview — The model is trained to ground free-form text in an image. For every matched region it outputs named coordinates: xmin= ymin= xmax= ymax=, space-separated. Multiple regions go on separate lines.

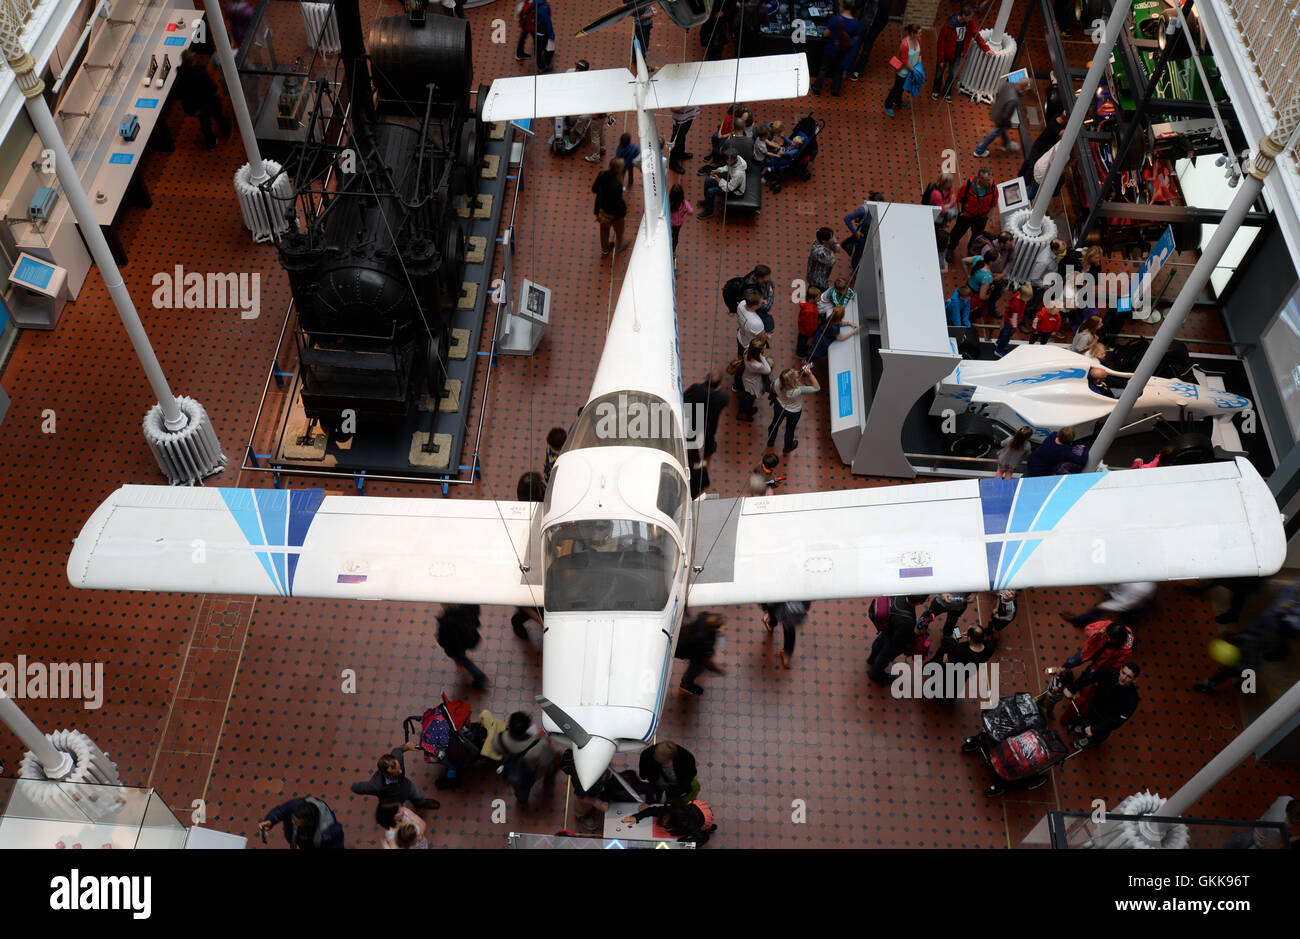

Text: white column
xmin=201 ymin=0 xmax=268 ymax=184
xmin=1086 ymin=118 xmax=1300 ymax=470
xmin=991 ymin=0 xmax=1015 ymax=47
xmin=1025 ymin=0 xmax=1132 ymax=236
xmin=0 ymin=693 xmax=73 ymax=780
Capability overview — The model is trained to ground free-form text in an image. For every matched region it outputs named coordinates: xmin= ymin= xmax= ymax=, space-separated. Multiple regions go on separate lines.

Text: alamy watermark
xmin=0 ymin=656 xmax=104 ymax=710
xmin=151 ymin=264 xmax=261 ymax=320
xmin=592 ymin=393 xmax=707 ymax=449
xmin=1042 ymin=267 xmax=1151 ymax=318
xmin=890 ymin=657 xmax=1000 ymax=708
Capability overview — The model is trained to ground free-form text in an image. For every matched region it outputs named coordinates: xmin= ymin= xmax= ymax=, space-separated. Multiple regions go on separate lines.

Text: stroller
xmin=765 ymin=114 xmax=823 ymax=193
xmin=403 ymin=692 xmax=502 ymax=790
xmin=549 ymin=60 xmax=596 ymax=155
xmin=961 ymin=691 xmax=1081 ymax=797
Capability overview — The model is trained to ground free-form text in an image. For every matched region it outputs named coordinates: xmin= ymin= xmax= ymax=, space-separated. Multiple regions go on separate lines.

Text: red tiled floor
xmin=0 ymin=0 xmax=1297 ymax=850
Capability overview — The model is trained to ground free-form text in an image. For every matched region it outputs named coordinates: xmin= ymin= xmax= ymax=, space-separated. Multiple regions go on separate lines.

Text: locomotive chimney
xmin=333 ymin=0 xmax=375 ymax=127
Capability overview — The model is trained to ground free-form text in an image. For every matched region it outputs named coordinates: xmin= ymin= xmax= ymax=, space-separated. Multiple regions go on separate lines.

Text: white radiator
xmin=958 ymin=30 xmax=1019 ymax=103
xmin=143 ymin=396 xmax=227 ymax=485
xmin=236 ymin=160 xmax=293 ymax=243
xmin=300 ymin=2 xmax=341 ymax=55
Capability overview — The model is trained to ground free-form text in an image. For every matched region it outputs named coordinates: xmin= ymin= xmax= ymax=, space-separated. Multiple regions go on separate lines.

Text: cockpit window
xmin=543 ymin=519 xmax=680 ymax=612
xmin=565 ymin=391 xmax=686 ymax=467
xmin=656 ymin=463 xmax=687 ymax=532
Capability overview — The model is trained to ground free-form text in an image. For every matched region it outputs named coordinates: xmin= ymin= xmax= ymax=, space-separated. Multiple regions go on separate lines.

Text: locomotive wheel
xmin=474 ymin=83 xmax=490 ymax=154
xmin=458 ymin=120 xmax=481 ymax=174
xmin=449 ymin=163 xmax=469 ymax=199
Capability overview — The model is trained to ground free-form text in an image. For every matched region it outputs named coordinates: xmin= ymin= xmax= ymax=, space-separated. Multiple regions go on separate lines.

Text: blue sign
xmin=109 ymin=153 xmax=134 ymax=165
xmin=12 ymin=256 xmax=54 ymax=290
xmin=135 ymin=97 xmax=159 ymax=108
xmin=1134 ymin=225 xmax=1175 ymax=302
xmin=836 ymin=370 xmax=853 ymax=418
xmin=163 ymin=36 xmax=186 ymax=46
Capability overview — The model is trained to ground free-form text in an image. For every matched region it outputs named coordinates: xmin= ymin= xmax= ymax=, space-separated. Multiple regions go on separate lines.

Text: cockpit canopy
xmin=564 ymin=390 xmax=687 ymax=469
xmin=544 ymin=519 xmax=680 ymax=612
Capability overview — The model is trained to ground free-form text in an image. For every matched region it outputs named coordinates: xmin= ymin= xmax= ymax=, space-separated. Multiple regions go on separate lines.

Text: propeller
xmin=576 ymin=1 xmax=639 ymax=37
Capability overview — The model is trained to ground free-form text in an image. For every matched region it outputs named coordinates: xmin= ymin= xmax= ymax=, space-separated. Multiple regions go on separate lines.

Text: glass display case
xmin=757 ymin=0 xmax=834 ymax=59
xmin=235 ymin=0 xmax=341 ymax=158
xmin=0 ymin=777 xmax=187 ymax=849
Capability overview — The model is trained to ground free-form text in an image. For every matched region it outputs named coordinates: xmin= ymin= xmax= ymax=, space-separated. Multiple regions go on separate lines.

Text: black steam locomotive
xmin=277 ymin=3 xmax=487 ymax=433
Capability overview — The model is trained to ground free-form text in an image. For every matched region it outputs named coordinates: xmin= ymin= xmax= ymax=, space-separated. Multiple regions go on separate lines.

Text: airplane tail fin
xmin=480 ymin=53 xmax=810 ymax=122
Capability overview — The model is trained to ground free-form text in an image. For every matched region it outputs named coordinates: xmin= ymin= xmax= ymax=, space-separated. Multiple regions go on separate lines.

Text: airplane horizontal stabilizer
xmin=481 ymin=54 xmax=809 ymax=122
xmin=68 ymin=486 xmax=544 ymax=607
xmin=687 ymin=457 xmax=1284 ymax=606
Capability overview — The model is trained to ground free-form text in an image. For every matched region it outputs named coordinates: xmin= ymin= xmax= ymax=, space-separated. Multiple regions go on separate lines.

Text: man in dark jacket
xmin=974 ymin=77 xmax=1030 ymax=158
xmin=437 ymin=603 xmax=487 ymax=688
xmin=351 ymin=743 xmax=440 ymax=810
xmin=684 ymin=371 xmax=730 ymax=460
xmin=867 ymin=595 xmax=925 ymax=683
xmin=849 ymin=0 xmax=888 ymax=81
xmin=174 ymin=49 xmax=231 ymax=149
xmin=638 ymin=741 xmax=699 ymax=803
xmin=932 ymin=6 xmax=991 ymax=101
xmin=742 ymin=264 xmax=776 ymax=331
xmin=676 ymin=611 xmax=726 ymax=696
xmin=1025 ymin=426 xmax=1089 ymax=477
xmin=1066 ymin=663 xmax=1140 ymax=748
xmin=259 ymin=795 xmax=344 ymax=849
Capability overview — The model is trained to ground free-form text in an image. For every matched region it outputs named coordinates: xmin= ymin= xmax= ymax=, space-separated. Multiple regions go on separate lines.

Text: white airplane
xmin=67 ymin=47 xmax=1285 ymax=790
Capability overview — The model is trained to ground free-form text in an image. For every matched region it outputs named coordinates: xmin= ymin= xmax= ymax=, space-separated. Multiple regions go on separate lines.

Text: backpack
xmin=519 ymin=0 xmax=535 ymax=31
xmin=921 ymin=181 xmax=941 ymax=206
xmin=500 ymin=737 xmax=540 ymax=791
xmin=868 ymin=597 xmax=891 ymax=628
xmin=797 ymin=301 xmax=819 ymax=337
xmin=834 ymin=18 xmax=851 ymax=52
xmin=722 ymin=275 xmax=748 ymax=311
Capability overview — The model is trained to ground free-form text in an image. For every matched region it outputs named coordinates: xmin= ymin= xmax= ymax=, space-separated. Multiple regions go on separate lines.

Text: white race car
xmin=928 ymin=344 xmax=1251 ymax=456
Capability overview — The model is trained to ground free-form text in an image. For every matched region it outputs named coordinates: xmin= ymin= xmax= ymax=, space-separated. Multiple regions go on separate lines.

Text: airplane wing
xmin=686 ymin=458 xmax=1284 ymax=607
xmin=481 ymin=54 xmax=809 ymax=122
xmin=68 ymin=486 xmax=544 ymax=606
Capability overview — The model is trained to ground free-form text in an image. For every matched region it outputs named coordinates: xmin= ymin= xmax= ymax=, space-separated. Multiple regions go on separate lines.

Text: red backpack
xmin=868 ymin=597 xmax=891 ymax=628
xmin=519 ymin=0 xmax=536 ymax=31
xmin=797 ymin=301 xmax=819 ymax=337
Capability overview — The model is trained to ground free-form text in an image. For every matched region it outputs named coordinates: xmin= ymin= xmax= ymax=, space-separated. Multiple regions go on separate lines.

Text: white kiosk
xmin=4 ymin=252 xmax=70 ymax=329
xmin=832 ymin=201 xmax=960 ymax=478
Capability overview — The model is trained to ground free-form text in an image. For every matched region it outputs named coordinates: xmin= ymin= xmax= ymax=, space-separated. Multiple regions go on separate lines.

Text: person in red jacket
xmin=944 ymin=167 xmax=994 ymax=263
xmin=994 ymin=283 xmax=1031 ymax=357
xmin=931 ymin=6 xmax=991 ymax=101
xmin=1029 ymin=302 xmax=1061 ymax=344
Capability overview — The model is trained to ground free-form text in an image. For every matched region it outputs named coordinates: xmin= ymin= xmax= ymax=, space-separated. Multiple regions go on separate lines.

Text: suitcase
xmin=981 ymin=692 xmax=1045 ymax=742
xmin=989 ymin=729 xmax=1068 ymax=782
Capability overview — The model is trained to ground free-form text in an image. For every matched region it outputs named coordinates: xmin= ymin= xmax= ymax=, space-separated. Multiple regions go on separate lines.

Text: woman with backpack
xmin=923 ymin=172 xmax=958 ymax=226
xmin=496 ymin=711 xmax=555 ymax=805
